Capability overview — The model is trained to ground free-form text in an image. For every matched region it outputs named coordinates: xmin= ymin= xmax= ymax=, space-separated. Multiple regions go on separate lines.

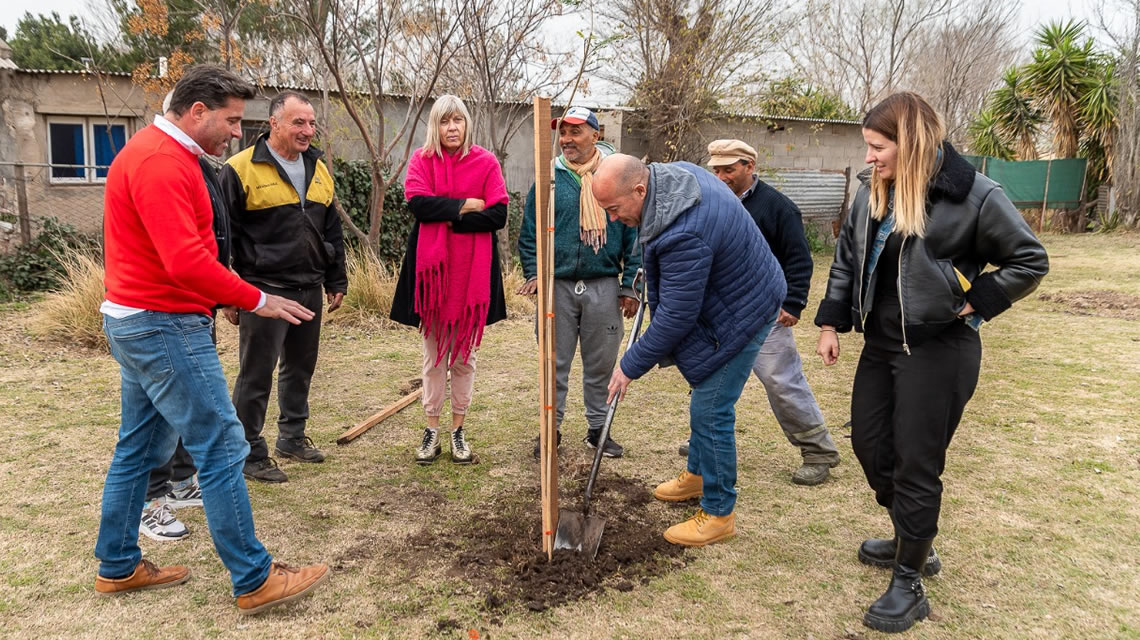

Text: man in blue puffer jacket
xmin=594 ymin=153 xmax=786 ymax=547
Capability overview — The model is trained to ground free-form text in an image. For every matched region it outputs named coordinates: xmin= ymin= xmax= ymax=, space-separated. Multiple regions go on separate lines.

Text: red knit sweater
xmin=103 ymin=125 xmax=261 ymax=315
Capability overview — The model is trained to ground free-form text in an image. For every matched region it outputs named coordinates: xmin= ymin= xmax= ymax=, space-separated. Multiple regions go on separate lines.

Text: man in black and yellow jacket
xmin=219 ymin=90 xmax=347 ymax=483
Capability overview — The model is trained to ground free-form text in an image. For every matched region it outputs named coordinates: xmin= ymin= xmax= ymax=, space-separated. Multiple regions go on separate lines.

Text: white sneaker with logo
xmin=165 ymin=476 xmax=203 ymax=509
xmin=139 ymin=498 xmax=190 ymax=542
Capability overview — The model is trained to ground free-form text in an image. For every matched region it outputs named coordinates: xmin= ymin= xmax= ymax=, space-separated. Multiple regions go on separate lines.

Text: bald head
xmin=593 ymin=153 xmax=649 ymax=228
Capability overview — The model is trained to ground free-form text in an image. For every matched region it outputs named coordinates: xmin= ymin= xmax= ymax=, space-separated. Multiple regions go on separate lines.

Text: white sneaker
xmin=139 ymin=498 xmax=189 ymax=542
xmin=415 ymin=428 xmax=441 ymax=464
xmin=166 ymin=476 xmax=203 ymax=509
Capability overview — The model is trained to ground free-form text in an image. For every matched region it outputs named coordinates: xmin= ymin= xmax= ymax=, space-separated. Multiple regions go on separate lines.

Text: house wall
xmin=1 ymin=70 xmax=869 ymax=242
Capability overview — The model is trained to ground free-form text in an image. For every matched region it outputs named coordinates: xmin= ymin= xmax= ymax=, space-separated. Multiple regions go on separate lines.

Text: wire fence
xmin=0 ymin=161 xmax=109 ymax=253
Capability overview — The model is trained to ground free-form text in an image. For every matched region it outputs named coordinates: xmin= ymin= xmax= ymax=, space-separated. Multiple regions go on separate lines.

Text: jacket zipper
xmin=897 ymin=236 xmax=911 ymax=355
xmin=858 ymin=208 xmax=871 ymax=327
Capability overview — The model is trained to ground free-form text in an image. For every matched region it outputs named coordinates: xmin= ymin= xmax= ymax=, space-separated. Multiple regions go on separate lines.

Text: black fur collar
xmin=928 ymin=141 xmax=976 ymax=204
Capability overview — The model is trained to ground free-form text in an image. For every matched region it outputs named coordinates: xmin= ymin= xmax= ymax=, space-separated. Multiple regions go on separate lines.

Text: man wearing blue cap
xmin=520 ymin=106 xmax=641 ymax=459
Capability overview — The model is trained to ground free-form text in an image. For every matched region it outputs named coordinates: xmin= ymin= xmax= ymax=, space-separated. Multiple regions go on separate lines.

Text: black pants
xmin=145 ymin=319 xmax=218 ymax=500
xmin=851 ymin=321 xmax=981 ymax=542
xmin=145 ymin=441 xmax=197 ymax=500
xmin=232 ymin=284 xmax=324 ymax=462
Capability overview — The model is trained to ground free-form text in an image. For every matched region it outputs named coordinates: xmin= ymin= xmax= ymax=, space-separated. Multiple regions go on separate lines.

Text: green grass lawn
xmin=1 ymin=232 xmax=1138 ymax=639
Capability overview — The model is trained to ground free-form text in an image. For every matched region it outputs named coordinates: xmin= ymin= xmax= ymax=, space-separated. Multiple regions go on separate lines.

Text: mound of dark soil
xmin=402 ymin=472 xmax=689 ymax=614
xmin=1040 ymin=289 xmax=1140 ymax=321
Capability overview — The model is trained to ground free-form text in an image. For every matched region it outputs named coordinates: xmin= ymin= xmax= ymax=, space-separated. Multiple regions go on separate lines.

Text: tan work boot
xmin=236 ymin=562 xmax=329 ymax=615
xmin=664 ymin=508 xmax=736 ymax=547
xmin=653 ymin=470 xmax=703 ymax=501
xmin=95 ymin=559 xmax=190 ymax=595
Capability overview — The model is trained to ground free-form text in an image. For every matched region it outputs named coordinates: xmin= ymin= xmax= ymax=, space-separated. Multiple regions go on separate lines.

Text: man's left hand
xmin=327 ymin=291 xmax=345 ymax=312
xmin=778 ymin=309 xmax=799 ymax=327
xmin=607 ymin=367 xmax=633 ymax=404
xmin=619 ymin=295 xmax=638 ymax=319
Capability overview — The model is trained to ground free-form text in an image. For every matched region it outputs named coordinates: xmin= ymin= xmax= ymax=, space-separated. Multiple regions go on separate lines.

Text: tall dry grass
xmin=29 ymin=250 xmax=108 ymax=351
xmin=332 ymin=245 xmax=534 ymax=327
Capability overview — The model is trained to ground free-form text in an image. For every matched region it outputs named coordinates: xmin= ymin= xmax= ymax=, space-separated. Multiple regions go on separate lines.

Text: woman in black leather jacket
xmin=814 ymin=92 xmax=1048 ymax=634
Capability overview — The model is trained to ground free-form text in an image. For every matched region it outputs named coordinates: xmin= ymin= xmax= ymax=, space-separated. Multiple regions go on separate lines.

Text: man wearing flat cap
xmin=519 ymin=106 xmax=641 ymax=459
xmin=686 ymin=138 xmax=841 ymax=485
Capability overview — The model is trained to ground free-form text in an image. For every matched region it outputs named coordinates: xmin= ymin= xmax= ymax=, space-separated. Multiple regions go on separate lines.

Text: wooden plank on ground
xmin=533 ymin=96 xmax=558 ymax=559
xmin=337 ymin=388 xmax=423 ymax=445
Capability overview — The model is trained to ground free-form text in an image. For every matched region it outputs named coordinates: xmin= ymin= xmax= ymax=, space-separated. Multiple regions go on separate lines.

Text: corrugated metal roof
xmin=15 ymin=67 xmax=131 ymax=76
xmin=764 ymin=169 xmax=848 ymax=219
xmin=730 ymin=112 xmax=861 ymax=125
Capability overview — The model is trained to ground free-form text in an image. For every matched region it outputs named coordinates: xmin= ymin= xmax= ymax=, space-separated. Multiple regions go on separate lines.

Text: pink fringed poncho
xmin=404 ymin=145 xmax=509 ymax=366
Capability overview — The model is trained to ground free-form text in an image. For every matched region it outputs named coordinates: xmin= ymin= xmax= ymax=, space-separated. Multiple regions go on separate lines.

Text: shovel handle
xmin=582 ymin=270 xmax=648 ymax=516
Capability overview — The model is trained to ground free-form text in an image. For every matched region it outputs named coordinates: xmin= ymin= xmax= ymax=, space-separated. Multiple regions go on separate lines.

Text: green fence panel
xmin=961 ymin=155 xmax=1086 ymax=208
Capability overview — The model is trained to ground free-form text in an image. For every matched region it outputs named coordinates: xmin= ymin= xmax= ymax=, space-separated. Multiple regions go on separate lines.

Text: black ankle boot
xmin=863 ymin=538 xmax=934 ymax=633
xmin=859 ymin=510 xmax=942 ymax=576
xmin=859 ymin=536 xmax=942 ymax=576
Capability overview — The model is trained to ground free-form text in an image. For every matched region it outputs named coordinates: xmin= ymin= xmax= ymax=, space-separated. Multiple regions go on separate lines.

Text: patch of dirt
xmin=458 ymin=475 xmax=686 ymax=614
xmin=395 ymin=472 xmax=687 ymax=615
xmin=1040 ymin=289 xmax=1140 ymax=321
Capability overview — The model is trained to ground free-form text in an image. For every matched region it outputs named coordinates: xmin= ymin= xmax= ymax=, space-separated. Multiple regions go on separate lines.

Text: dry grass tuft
xmin=29 ymin=250 xmax=108 ymax=351
xmin=329 ymin=245 xmax=401 ymax=329
xmin=502 ymin=265 xmax=535 ymax=319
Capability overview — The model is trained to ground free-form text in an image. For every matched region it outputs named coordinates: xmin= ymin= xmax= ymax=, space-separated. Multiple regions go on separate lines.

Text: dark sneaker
xmin=275 ymin=436 xmax=326 ymax=463
xmin=792 ymin=458 xmax=841 ymax=486
xmin=584 ymin=430 xmax=624 ymax=458
xmin=450 ymin=427 xmax=474 ymax=464
xmin=416 ymin=428 xmax=442 ymax=465
xmin=532 ymin=431 xmax=562 ymax=459
xmin=243 ymin=457 xmax=288 ymax=483
xmin=165 ymin=476 xmax=203 ymax=508
xmin=678 ymin=440 xmax=689 ymax=457
xmin=139 ymin=498 xmax=189 ymax=542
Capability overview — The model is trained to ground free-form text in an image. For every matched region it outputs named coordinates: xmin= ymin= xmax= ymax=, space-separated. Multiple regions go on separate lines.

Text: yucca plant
xmin=1026 ymin=20 xmax=1098 ymax=158
xmin=1078 ymin=57 xmax=1119 ymax=180
xmin=967 ymin=108 xmax=1015 ymax=160
xmin=989 ymin=66 xmax=1044 ymax=160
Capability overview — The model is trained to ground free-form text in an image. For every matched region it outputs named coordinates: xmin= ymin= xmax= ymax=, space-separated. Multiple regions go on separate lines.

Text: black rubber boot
xmin=863 ymin=538 xmax=934 ymax=633
xmin=858 ymin=510 xmax=942 ymax=576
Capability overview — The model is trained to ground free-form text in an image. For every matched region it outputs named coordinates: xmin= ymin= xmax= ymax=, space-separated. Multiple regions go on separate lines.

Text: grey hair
xmin=167 ymin=64 xmax=254 ymax=117
xmin=269 ymin=90 xmax=312 ymax=117
xmin=421 ymin=95 xmax=473 ymax=158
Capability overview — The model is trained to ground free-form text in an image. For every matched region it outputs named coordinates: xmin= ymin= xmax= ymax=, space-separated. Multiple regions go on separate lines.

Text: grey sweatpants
xmin=751 ymin=323 xmax=840 ymax=464
xmin=547 ymin=277 xmax=624 ymax=433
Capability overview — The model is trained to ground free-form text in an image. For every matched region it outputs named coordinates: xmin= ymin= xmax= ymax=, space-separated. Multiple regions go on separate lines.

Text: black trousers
xmin=851 ymin=321 xmax=981 ymax=542
xmin=145 ymin=320 xmax=219 ymax=500
xmin=232 ymin=284 xmax=324 ymax=462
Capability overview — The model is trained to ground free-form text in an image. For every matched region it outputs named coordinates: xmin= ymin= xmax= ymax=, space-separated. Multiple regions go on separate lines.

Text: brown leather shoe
xmin=236 ymin=562 xmax=329 ymax=615
xmin=95 ymin=559 xmax=190 ymax=596
xmin=653 ymin=470 xmax=703 ymax=501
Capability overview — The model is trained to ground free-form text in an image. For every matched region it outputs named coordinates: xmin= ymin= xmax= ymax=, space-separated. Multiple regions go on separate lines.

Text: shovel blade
xmin=553 ymin=510 xmax=606 ymax=559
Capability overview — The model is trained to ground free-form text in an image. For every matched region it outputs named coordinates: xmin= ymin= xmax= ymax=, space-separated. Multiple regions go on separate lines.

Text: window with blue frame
xmin=47 ymin=117 xmax=130 ymax=183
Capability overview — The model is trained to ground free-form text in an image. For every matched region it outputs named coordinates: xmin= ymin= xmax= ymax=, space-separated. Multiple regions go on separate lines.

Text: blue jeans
xmin=95 ymin=311 xmax=272 ymax=596
xmin=687 ymin=318 xmax=775 ymax=516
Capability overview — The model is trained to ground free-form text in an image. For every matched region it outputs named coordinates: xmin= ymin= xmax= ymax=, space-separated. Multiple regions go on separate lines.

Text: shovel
xmin=554 ymin=270 xmax=647 ymax=558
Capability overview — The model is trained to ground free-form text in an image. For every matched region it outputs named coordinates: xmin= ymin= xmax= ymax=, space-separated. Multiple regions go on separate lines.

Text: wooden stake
xmin=1039 ymin=159 xmax=1052 ymax=233
xmin=533 ymin=96 xmax=558 ymax=560
xmin=336 ymin=388 xmax=423 ymax=445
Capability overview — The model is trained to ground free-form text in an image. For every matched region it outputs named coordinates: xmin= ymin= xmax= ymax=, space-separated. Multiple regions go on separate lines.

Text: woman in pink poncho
xmin=390 ymin=95 xmax=509 ymax=465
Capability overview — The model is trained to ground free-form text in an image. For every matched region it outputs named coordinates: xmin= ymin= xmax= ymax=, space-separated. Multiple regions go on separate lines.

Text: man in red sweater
xmin=94 ymin=65 xmax=328 ymax=615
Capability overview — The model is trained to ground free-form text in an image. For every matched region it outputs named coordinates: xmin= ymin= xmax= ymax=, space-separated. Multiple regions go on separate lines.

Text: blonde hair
xmin=862 ymin=92 xmax=946 ymax=237
xmin=421 ymin=94 xmax=473 ymax=158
